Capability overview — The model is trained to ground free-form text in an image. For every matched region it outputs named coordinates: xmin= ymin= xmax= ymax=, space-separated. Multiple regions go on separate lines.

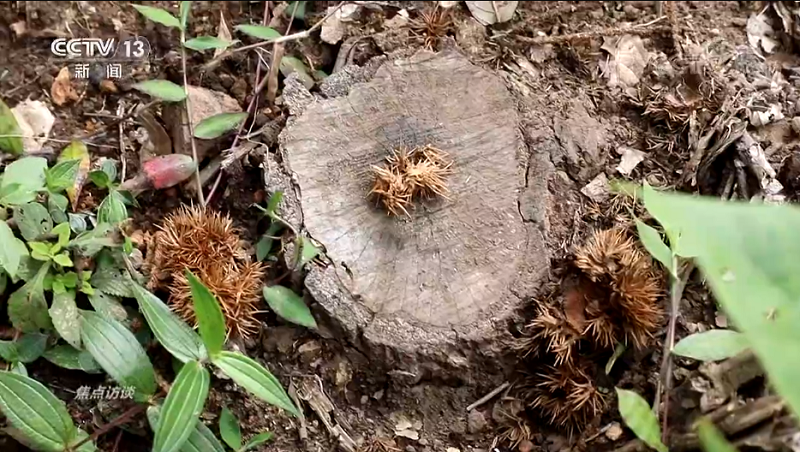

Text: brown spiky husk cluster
xmin=409 ymin=4 xmax=452 ymax=50
xmin=369 ymin=145 xmax=454 ymax=216
xmin=146 ymin=205 xmax=266 ymax=341
xmin=519 ymin=227 xmax=664 ymax=432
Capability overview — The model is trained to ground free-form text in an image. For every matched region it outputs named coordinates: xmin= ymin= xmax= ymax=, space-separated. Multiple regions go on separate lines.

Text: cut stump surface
xmin=280 ymin=50 xmax=549 ymax=371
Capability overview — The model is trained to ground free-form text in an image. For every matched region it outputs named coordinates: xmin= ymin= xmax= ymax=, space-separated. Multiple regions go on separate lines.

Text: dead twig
xmin=80 ymin=100 xmax=159 ymax=141
xmin=466 ymin=381 xmax=510 ymax=412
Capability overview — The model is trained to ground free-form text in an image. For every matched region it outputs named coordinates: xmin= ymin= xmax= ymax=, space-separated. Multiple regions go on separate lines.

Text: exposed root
xmin=369 ymin=145 xmax=454 ymax=217
xmin=144 ymin=205 xmax=266 ymax=341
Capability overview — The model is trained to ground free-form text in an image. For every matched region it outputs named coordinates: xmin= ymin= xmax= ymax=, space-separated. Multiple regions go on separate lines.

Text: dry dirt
xmin=0 ymin=1 xmax=796 ymax=452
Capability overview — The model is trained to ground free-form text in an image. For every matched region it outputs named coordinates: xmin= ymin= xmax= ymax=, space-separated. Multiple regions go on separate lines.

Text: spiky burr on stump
xmin=279 ymin=50 xmax=550 ymax=377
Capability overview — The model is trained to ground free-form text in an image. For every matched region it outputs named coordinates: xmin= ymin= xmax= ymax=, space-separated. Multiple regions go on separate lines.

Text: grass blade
xmin=193 ymin=112 xmax=248 ymax=139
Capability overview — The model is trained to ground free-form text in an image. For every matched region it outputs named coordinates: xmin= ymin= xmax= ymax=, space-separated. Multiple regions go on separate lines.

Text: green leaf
xmin=193 ymin=112 xmax=248 ymax=139
xmin=132 ymin=80 xmax=187 ymax=102
xmin=52 ymin=279 xmax=66 ymax=295
xmin=60 ymin=271 xmax=78 ymax=288
xmin=616 ymin=388 xmax=667 ymax=452
xmin=58 ymin=141 xmax=91 ymax=211
xmin=635 ymin=219 xmax=674 ymax=276
xmin=605 ymin=342 xmax=626 ymax=375
xmin=153 ymin=360 xmax=210 ymax=452
xmin=266 ymin=191 xmax=283 ymax=215
xmin=70 ymin=429 xmax=97 ymax=452
xmin=10 ymin=362 xmax=27 ymax=377
xmin=52 ymin=252 xmax=73 ymax=268
xmin=132 ymin=5 xmax=181 ymax=29
xmin=242 ymin=432 xmax=273 ymax=451
xmin=219 ymin=407 xmax=242 ymax=451
xmin=296 ymin=236 xmax=320 ymax=268
xmin=0 ymin=97 xmax=23 ymax=155
xmin=43 ymin=345 xmax=102 ymax=373
xmin=123 ymin=236 xmax=133 ymax=254
xmin=15 ymin=333 xmax=48 ymax=363
xmin=1 ymin=157 xmax=47 ymax=193
xmin=185 ymin=270 xmax=226 ymax=357
xmin=69 ymin=225 xmax=118 ymax=257
xmin=50 ymin=290 xmax=81 ymax=349
xmin=673 ymin=330 xmax=750 ymax=362
xmin=88 ymin=291 xmax=128 ymax=322
xmin=280 ymin=56 xmax=315 ymax=90
xmin=696 ymin=417 xmax=738 ymax=452
xmin=285 ymin=1 xmax=306 ymax=19
xmin=14 ymin=202 xmax=53 ymax=242
xmin=263 ymin=285 xmax=317 ymax=329
xmin=101 ymin=160 xmax=118 ymax=184
xmin=47 ymin=193 xmax=69 ymax=224
xmin=28 ymin=242 xmax=51 ymax=257
xmin=91 ymin=264 xmax=133 ymax=298
xmin=184 ymin=36 xmax=234 ymax=51
xmin=8 ymin=262 xmax=52 ymax=333
xmin=211 ymin=351 xmax=299 ymax=417
xmin=0 ymin=219 xmax=27 ymax=278
xmin=256 ymin=235 xmax=272 ymax=262
xmin=147 ymin=405 xmax=227 ymax=452
xmin=88 ymin=170 xmax=110 ymax=189
xmin=46 ymin=159 xmax=81 ymax=193
xmin=97 ymin=190 xmax=128 ymax=224
xmin=0 ymin=182 xmax=36 ymax=206
xmin=131 ymin=283 xmax=206 ymax=363
xmin=68 ymin=213 xmax=87 ymax=234
xmin=52 ymin=222 xmax=71 ymax=252
xmin=235 ymin=24 xmax=282 ymax=40
xmin=15 ymin=256 xmax=44 ymax=282
xmin=179 ymin=1 xmax=192 ymax=30
xmin=0 ymin=371 xmax=78 ymax=451
xmin=641 ymin=190 xmax=800 ymax=418
xmin=80 ymin=310 xmax=156 ymax=398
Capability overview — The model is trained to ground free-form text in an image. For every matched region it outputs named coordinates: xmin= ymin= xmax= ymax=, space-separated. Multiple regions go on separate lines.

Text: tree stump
xmin=279 ymin=49 xmax=550 ymax=377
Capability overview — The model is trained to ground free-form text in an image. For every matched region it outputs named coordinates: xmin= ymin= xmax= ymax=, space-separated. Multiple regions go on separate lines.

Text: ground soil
xmin=0 ymin=1 xmax=795 ymax=452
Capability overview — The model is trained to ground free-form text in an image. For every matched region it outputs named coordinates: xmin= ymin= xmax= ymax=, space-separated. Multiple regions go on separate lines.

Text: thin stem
xmin=69 ymin=404 xmax=146 ymax=451
xmin=181 ymin=28 xmax=206 ymax=208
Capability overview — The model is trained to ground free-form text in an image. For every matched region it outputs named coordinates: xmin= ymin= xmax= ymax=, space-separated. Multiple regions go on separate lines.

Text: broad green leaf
xmin=0 ymin=333 xmax=49 ymax=363
xmin=642 ymin=190 xmax=800 ymax=418
xmin=0 ymin=371 xmax=78 ymax=450
xmin=211 ymin=351 xmax=299 ymax=417
xmin=635 ymin=219 xmax=674 ymax=276
xmin=285 ymin=1 xmax=306 ymax=19
xmin=50 ymin=290 xmax=81 ymax=349
xmin=133 ymin=5 xmax=181 ymax=29
xmin=219 ymin=407 xmax=242 ymax=451
xmin=0 ymin=97 xmax=23 ymax=155
xmin=70 ymin=429 xmax=97 ymax=452
xmin=235 ymin=24 xmax=282 ymax=40
xmin=69 ymin=224 xmax=119 ymax=257
xmin=185 ymin=270 xmax=226 ymax=356
xmin=88 ymin=291 xmax=128 ymax=322
xmin=179 ymin=1 xmax=192 ymax=30
xmin=28 ymin=242 xmax=51 ymax=257
xmin=616 ymin=388 xmax=667 ymax=452
xmin=673 ymin=330 xmax=749 ymax=362
xmin=641 ymin=183 xmax=699 ymax=258
xmin=58 ymin=141 xmax=90 ymax=211
xmin=68 ymin=213 xmax=87 ymax=233
xmin=14 ymin=202 xmax=53 ymax=242
xmin=91 ymin=263 xmax=133 ymax=298
xmin=97 ymin=190 xmax=128 ymax=224
xmin=51 ymin=279 xmax=66 ymax=295
xmin=15 ymin=256 xmax=44 ymax=282
xmin=696 ymin=418 xmax=738 ymax=452
xmin=8 ymin=262 xmax=52 ymax=332
xmin=88 ymin=170 xmax=110 ymax=189
xmin=101 ymin=159 xmax=118 ymax=184
xmin=43 ymin=345 xmax=102 ymax=373
xmin=1 ymin=157 xmax=47 ymax=193
xmin=242 ymin=432 xmax=273 ymax=451
xmin=194 ymin=112 xmax=248 ymax=139
xmin=296 ymin=236 xmax=320 ymax=268
xmin=0 ymin=340 xmax=17 ymax=362
xmin=10 ymin=362 xmax=27 ymax=377
xmin=52 ymin=222 xmax=71 ymax=252
xmin=131 ymin=283 xmax=206 ymax=363
xmin=132 ymin=80 xmax=187 ymax=102
xmin=47 ymin=193 xmax=69 ymax=224
xmin=52 ymin=252 xmax=73 ymax=268
xmin=0 ymin=219 xmax=27 ymax=278
xmin=184 ymin=36 xmax=234 ymax=51
xmin=80 ymin=310 xmax=156 ymax=398
xmin=0 ymin=182 xmax=36 ymax=206
xmin=153 ymin=360 xmax=210 ymax=452
xmin=147 ymin=405 xmax=227 ymax=452
xmin=60 ymin=271 xmax=78 ymax=288
xmin=263 ymin=285 xmax=317 ymax=329
xmin=280 ymin=56 xmax=315 ymax=90
xmin=45 ymin=159 xmax=81 ymax=193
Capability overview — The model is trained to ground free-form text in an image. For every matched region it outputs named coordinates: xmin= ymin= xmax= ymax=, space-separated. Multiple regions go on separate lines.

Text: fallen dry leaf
xmin=747 ymin=13 xmax=780 ymax=55
xmin=466 ymin=1 xmax=518 ymax=26
xmin=11 ymin=99 xmax=55 ymax=154
xmin=616 ymin=146 xmax=646 ymax=176
xmin=601 ymin=35 xmax=650 ymax=93
xmin=10 ymin=21 xmax=26 ymax=37
xmin=51 ymin=67 xmax=79 ymax=106
xmin=214 ymin=11 xmax=233 ymax=59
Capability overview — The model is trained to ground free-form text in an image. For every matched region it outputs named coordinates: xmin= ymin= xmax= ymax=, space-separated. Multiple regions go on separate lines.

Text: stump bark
xmin=278 ymin=49 xmax=550 ymax=377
